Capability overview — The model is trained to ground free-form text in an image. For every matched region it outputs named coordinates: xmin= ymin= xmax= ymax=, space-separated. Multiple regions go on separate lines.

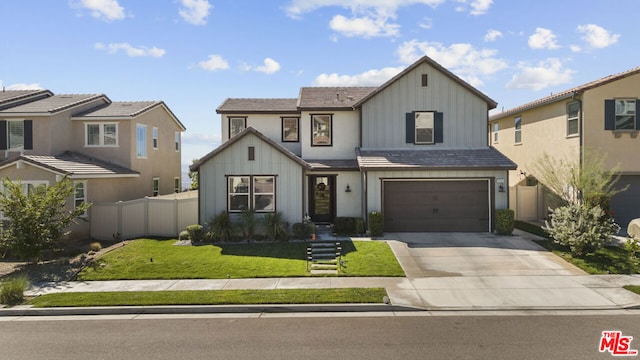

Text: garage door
xmin=383 ymin=180 xmax=490 ymax=232
xmin=611 ymin=175 xmax=640 ymax=232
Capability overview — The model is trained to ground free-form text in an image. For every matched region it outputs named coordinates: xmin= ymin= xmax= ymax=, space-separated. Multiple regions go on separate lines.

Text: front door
xmin=308 ymin=175 xmax=335 ymax=223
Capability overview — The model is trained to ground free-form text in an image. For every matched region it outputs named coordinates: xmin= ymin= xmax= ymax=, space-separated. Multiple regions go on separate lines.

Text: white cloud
xmin=313 ymin=66 xmax=404 ymax=86
xmin=418 ymin=17 xmax=433 ymax=29
xmin=329 ymin=14 xmax=400 ymax=38
xmin=484 ymin=29 xmax=502 ymax=42
xmin=506 ymin=58 xmax=574 ymax=91
xmin=570 ymin=44 xmax=582 ymax=53
xmin=179 ymin=0 xmax=212 ymax=25
xmin=94 ymin=43 xmax=165 ymax=57
xmin=72 ymin=0 xmax=125 ymax=22
xmin=455 ymin=0 xmax=493 ymax=15
xmin=243 ymin=58 xmax=281 ymax=74
xmin=528 ymin=27 xmax=560 ymax=50
xmin=197 ymin=54 xmax=229 ymax=72
xmin=396 ymin=40 xmax=507 ymax=87
xmin=577 ymin=24 xmax=620 ymax=49
xmin=0 ymin=81 xmax=43 ymax=90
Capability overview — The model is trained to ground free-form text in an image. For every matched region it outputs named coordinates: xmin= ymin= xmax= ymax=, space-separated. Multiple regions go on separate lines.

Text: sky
xmin=1 ymin=0 xmax=637 ymax=180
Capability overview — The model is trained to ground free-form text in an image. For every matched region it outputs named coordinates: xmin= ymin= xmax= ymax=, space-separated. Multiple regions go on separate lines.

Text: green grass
xmin=78 ymin=239 xmax=404 ymax=280
xmin=28 ymin=288 xmax=388 ymax=307
xmin=623 ymin=286 xmax=640 ymax=296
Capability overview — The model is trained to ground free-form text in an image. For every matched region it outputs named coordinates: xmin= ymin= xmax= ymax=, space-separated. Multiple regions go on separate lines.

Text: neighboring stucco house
xmin=0 ymin=89 xmax=186 ymax=240
xmin=192 ymin=56 xmax=515 ymax=233
xmin=489 ymin=66 xmax=640 ymax=230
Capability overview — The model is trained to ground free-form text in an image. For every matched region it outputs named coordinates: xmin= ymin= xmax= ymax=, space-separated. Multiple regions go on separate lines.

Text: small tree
xmin=188 ymin=158 xmax=199 ymax=190
xmin=0 ymin=176 xmax=91 ymax=262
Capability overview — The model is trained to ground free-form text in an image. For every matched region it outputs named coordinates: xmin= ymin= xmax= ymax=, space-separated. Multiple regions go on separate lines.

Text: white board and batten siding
xmin=221 ymin=114 xmax=302 ymax=156
xmin=300 ymin=110 xmax=360 ymax=160
xmin=198 ymin=132 xmax=305 ymax=226
xmin=361 ymin=61 xmax=490 ymax=149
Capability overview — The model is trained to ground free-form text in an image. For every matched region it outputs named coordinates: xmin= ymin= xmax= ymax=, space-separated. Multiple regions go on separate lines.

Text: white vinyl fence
xmin=90 ymin=191 xmax=198 ymax=241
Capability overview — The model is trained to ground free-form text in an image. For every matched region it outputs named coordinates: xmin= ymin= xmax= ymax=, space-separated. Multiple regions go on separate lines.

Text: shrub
xmin=185 ymin=224 xmax=205 ymax=243
xmin=0 ymin=275 xmax=29 ymax=306
xmin=354 ymin=218 xmax=365 ymax=235
xmin=368 ymin=211 xmax=384 ymax=237
xmin=544 ymin=203 xmax=620 ymax=256
xmin=178 ymin=230 xmax=189 ymax=241
xmin=495 ymin=209 xmax=515 ymax=235
xmin=206 ymin=212 xmax=233 ymax=242
xmin=236 ymin=208 xmax=257 ymax=240
xmin=292 ymin=222 xmax=313 ymax=239
xmin=263 ymin=211 xmax=289 ymax=241
xmin=334 ymin=217 xmax=355 ymax=235
xmin=89 ymin=242 xmax=102 ymax=252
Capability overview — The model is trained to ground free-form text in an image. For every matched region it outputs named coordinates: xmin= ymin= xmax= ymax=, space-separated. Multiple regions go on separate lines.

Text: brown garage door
xmin=383 ymin=180 xmax=490 ymax=232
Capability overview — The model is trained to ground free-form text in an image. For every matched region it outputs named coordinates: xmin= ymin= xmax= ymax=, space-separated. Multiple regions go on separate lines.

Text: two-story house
xmin=0 ymin=89 xmax=186 ymax=239
xmin=489 ymin=66 xmax=640 ymax=230
xmin=192 ymin=56 xmax=515 ymax=233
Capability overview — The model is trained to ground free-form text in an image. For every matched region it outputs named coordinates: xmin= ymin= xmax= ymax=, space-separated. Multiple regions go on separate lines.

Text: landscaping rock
xmin=629 ymin=218 xmax=640 ymax=239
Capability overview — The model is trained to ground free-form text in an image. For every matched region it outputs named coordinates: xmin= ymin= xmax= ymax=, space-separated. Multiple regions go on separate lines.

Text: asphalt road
xmin=1 ymin=313 xmax=639 ymax=359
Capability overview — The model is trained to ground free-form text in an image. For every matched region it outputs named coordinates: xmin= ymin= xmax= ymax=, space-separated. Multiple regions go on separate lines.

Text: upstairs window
xmin=567 ymin=102 xmax=580 ymax=136
xmin=152 ymin=127 xmax=158 ymax=149
xmin=514 ymin=116 xmax=522 ymax=144
xmin=8 ymin=120 xmax=24 ymax=150
xmin=605 ymin=99 xmax=639 ymax=131
xmin=311 ymin=114 xmax=332 ymax=146
xmin=0 ymin=120 xmax=33 ymax=151
xmin=282 ymin=117 xmax=299 ymax=142
xmin=136 ymin=124 xmax=147 ymax=158
xmin=415 ymin=112 xmax=434 ymax=144
xmin=405 ymin=111 xmax=443 ymax=144
xmin=175 ymin=132 xmax=180 ymax=152
xmin=86 ymin=123 xmax=117 ymax=147
xmin=493 ymin=123 xmax=499 ymax=143
xmin=229 ymin=117 xmax=246 ymax=138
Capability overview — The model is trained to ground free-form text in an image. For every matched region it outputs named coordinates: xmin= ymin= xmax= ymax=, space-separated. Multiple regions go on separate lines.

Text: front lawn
xmin=28 ymin=288 xmax=388 ymax=307
xmin=77 ymin=239 xmax=404 ymax=280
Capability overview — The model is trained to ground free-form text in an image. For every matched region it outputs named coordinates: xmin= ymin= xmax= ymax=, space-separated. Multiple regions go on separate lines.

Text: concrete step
xmin=310 ymin=269 xmax=338 ymax=275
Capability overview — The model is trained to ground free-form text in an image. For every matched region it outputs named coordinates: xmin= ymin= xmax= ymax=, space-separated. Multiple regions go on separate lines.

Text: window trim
xmin=311 ymin=114 xmax=333 ymax=146
xmin=493 ymin=122 xmax=499 ymax=143
xmin=174 ymin=132 xmax=180 ymax=152
xmin=281 ymin=117 xmax=300 ymax=142
xmin=152 ymin=177 xmax=159 ymax=197
xmin=85 ymin=122 xmax=119 ymax=147
xmin=414 ymin=111 xmax=435 ymax=145
xmin=74 ymin=180 xmax=88 ymax=217
xmin=614 ymin=98 xmax=637 ymax=130
xmin=514 ymin=116 xmax=522 ymax=144
xmin=7 ymin=120 xmax=25 ymax=151
xmin=152 ymin=127 xmax=158 ymax=150
xmin=566 ymin=101 xmax=580 ymax=137
xmin=136 ymin=124 xmax=147 ymax=158
xmin=229 ymin=117 xmax=247 ymax=138
xmin=227 ymin=175 xmax=276 ymax=213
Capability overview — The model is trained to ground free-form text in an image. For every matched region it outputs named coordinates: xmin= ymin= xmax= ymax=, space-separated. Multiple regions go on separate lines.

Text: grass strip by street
xmin=623 ymin=286 xmax=640 ymax=296
xmin=78 ymin=239 xmax=404 ymax=280
xmin=27 ymin=288 xmax=388 ymax=307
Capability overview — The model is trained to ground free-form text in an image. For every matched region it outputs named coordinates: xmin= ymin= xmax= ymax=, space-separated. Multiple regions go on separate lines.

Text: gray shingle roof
xmin=216 ymin=98 xmax=299 ymax=114
xmin=298 ymin=87 xmax=377 ymax=110
xmin=356 ymin=148 xmax=516 ymax=170
xmin=490 ymin=66 xmax=640 ymax=121
xmin=0 ymin=94 xmax=108 ymax=114
xmin=7 ymin=152 xmax=139 ymax=178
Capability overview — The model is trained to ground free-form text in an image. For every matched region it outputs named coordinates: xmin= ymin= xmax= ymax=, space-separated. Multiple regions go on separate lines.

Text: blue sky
xmin=0 ymin=0 xmax=636 ymax=170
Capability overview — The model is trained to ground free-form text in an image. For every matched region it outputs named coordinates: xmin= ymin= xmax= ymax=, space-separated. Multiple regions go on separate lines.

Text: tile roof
xmin=0 ymin=94 xmax=108 ymax=115
xmin=490 ymin=66 xmax=640 ymax=121
xmin=3 ymin=152 xmax=139 ymax=178
xmin=216 ymin=98 xmax=299 ymax=113
xmin=0 ymin=90 xmax=53 ymax=110
xmin=307 ymin=159 xmax=359 ymax=170
xmin=356 ymin=148 xmax=516 ymax=170
xmin=297 ymin=87 xmax=377 ymax=110
xmin=74 ymin=101 xmax=187 ymax=131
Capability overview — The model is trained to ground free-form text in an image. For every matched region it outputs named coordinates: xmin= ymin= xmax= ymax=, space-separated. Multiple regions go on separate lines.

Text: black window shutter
xmin=604 ymin=99 xmax=615 ymax=130
xmin=636 ymin=100 xmax=640 ymax=130
xmin=24 ymin=120 xmax=33 ymax=150
xmin=405 ymin=112 xmax=415 ymax=143
xmin=434 ymin=112 xmax=444 ymax=143
xmin=0 ymin=120 xmax=6 ymax=150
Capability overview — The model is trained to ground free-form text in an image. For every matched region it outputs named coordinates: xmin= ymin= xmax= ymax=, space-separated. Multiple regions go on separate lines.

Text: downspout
xmin=572 ymin=91 xmax=584 ymax=171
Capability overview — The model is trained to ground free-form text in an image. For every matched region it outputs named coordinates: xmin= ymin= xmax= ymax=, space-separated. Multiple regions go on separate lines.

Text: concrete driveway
xmin=384 ymin=230 xmax=586 ymax=278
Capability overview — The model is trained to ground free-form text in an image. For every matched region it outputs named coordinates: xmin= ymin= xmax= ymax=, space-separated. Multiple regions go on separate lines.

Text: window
xmin=152 ymin=177 xmax=159 ymax=197
xmin=86 ymin=123 xmax=117 ymax=147
xmin=514 ymin=116 xmax=522 ymax=144
xmin=248 ymin=146 xmax=255 ymax=161
xmin=415 ymin=112 xmax=434 ymax=144
xmin=493 ymin=123 xmax=499 ymax=143
xmin=567 ymin=102 xmax=580 ymax=136
xmin=228 ymin=175 xmax=275 ymax=212
xmin=7 ymin=120 xmax=24 ymax=150
xmin=74 ymin=181 xmax=87 ymax=217
xmin=136 ymin=124 xmax=147 ymax=158
xmin=282 ymin=117 xmax=299 ymax=142
xmin=175 ymin=132 xmax=180 ymax=152
xmin=311 ymin=114 xmax=332 ymax=146
xmin=152 ymin=127 xmax=158 ymax=149
xmin=229 ymin=117 xmax=246 ymax=138
xmin=174 ymin=177 xmax=180 ymax=193
xmin=615 ymin=99 xmax=636 ymax=130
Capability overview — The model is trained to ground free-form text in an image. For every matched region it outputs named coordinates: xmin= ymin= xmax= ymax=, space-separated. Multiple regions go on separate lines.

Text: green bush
xmin=368 ymin=211 xmax=384 ymax=237
xmin=89 ymin=242 xmax=102 ymax=252
xmin=495 ymin=209 xmax=515 ymax=235
xmin=354 ymin=218 xmax=365 ymax=235
xmin=178 ymin=230 xmax=189 ymax=240
xmin=206 ymin=212 xmax=234 ymax=242
xmin=292 ymin=222 xmax=313 ymax=239
xmin=263 ymin=211 xmax=289 ymax=241
xmin=236 ymin=208 xmax=257 ymax=240
xmin=334 ymin=217 xmax=355 ymax=235
xmin=0 ymin=275 xmax=29 ymax=306
xmin=544 ymin=203 xmax=620 ymax=256
xmin=185 ymin=224 xmax=205 ymax=243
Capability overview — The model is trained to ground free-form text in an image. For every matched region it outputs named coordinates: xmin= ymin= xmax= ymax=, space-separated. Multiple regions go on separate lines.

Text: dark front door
xmin=309 ymin=175 xmax=335 ymax=223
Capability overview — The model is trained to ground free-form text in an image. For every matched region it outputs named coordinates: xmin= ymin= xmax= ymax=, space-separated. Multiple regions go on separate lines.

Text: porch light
xmin=345 ymin=184 xmax=351 ymax=193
